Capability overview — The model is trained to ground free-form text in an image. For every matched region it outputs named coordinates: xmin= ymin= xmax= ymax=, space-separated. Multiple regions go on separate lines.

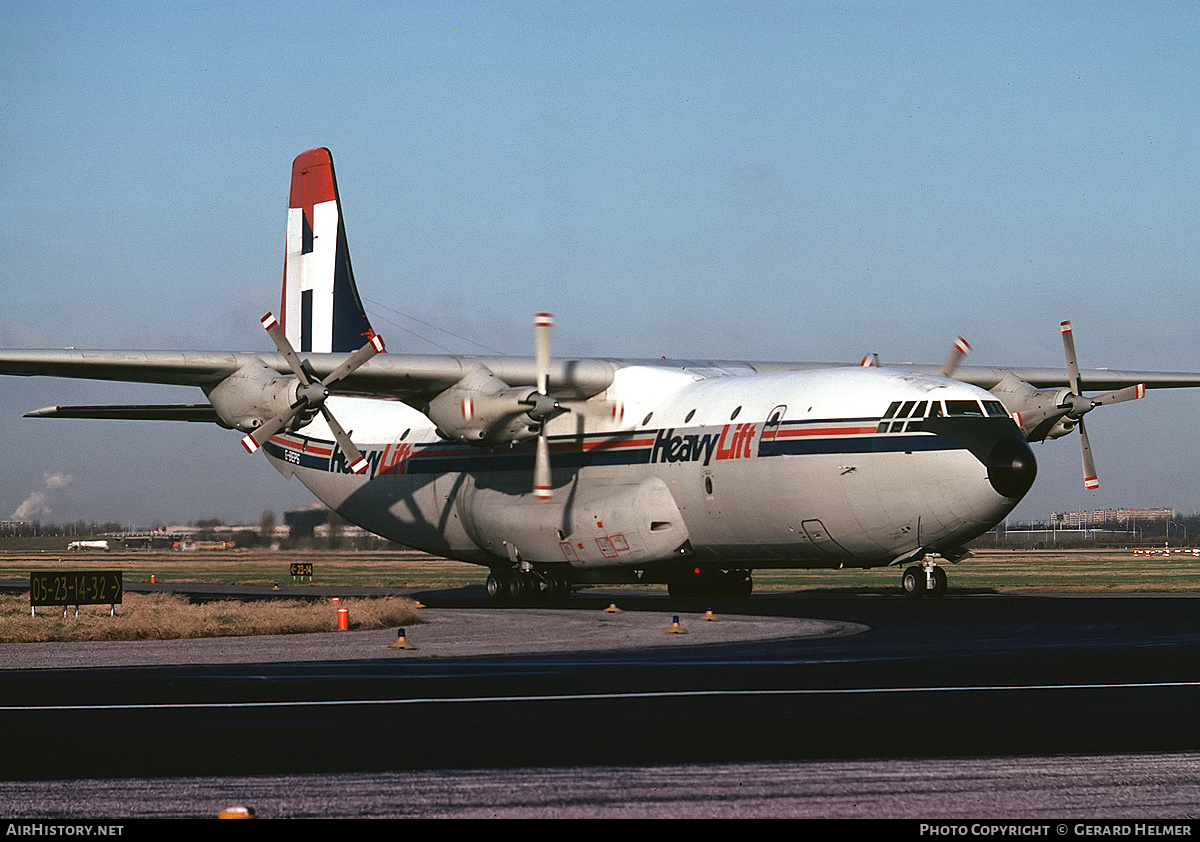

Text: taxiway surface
xmin=3 ymin=589 xmax=1200 ymax=818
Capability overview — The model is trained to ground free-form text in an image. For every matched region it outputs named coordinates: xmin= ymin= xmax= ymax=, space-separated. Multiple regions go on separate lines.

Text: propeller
xmin=240 ymin=312 xmax=385 ymax=475
xmin=940 ymin=336 xmax=971 ymax=378
xmin=860 ymin=335 xmax=969 ymax=375
xmin=1059 ymin=320 xmax=1146 ymax=490
xmin=522 ymin=313 xmax=560 ymax=499
xmin=518 ymin=314 xmax=625 ymax=500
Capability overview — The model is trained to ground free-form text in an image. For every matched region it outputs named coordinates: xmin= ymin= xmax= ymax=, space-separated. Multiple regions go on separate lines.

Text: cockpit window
xmin=879 ymin=399 xmax=933 ymax=433
xmin=880 ymin=399 xmax=1001 ymax=432
xmin=946 ymin=400 xmax=985 ymax=417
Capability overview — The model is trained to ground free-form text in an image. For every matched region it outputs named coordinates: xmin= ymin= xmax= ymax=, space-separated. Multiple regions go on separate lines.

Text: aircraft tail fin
xmin=281 ymin=148 xmax=377 ymax=354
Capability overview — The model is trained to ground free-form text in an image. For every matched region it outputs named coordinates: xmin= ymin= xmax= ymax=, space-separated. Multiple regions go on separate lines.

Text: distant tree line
xmin=0 ymin=520 xmax=128 ymax=538
xmin=976 ymin=511 xmax=1200 ymax=549
xmin=1 ymin=510 xmax=406 ymax=551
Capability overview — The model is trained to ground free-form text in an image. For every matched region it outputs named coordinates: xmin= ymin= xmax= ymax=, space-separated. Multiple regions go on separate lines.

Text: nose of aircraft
xmin=985 ymin=432 xmax=1037 ymax=499
xmin=924 ymin=416 xmax=1038 ymax=502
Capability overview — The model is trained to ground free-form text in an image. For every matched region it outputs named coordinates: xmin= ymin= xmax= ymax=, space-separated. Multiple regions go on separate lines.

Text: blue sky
xmin=1 ymin=1 xmax=1197 ymax=526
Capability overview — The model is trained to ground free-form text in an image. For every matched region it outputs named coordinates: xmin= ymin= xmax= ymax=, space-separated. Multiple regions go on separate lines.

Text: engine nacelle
xmin=988 ymin=373 xmax=1073 ymax=442
xmin=204 ymin=360 xmax=305 ymax=434
xmin=424 ymin=364 xmax=542 ymax=445
xmin=1040 ymin=417 xmax=1079 ymax=440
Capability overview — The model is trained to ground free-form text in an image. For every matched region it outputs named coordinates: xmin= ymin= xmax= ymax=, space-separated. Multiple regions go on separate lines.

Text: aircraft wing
xmin=0 ymin=349 xmax=618 ymax=406
xmin=750 ymin=361 xmax=1200 ymax=391
xmin=923 ymin=365 xmax=1200 ymax=391
xmin=3 ymin=348 xmax=1200 ymax=405
xmin=0 ymin=350 xmax=250 ymax=388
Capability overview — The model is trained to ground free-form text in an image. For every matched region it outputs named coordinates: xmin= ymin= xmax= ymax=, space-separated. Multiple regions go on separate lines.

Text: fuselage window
xmin=730 ymin=406 xmax=742 ymax=420
xmin=946 ymin=399 xmax=985 ymax=417
xmin=685 ymin=409 xmax=696 ymax=423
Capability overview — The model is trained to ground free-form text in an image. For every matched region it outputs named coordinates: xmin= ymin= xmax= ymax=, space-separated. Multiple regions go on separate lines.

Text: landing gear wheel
xmin=901 ymin=566 xmax=926 ymax=599
xmin=927 ymin=566 xmax=948 ymax=599
xmin=486 ymin=572 xmax=509 ymax=601
xmin=546 ymin=572 xmax=571 ymax=601
xmin=509 ymin=572 xmax=535 ymax=601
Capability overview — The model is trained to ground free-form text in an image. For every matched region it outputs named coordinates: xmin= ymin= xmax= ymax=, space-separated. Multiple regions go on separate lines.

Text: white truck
xmin=67 ymin=540 xmax=110 ymax=552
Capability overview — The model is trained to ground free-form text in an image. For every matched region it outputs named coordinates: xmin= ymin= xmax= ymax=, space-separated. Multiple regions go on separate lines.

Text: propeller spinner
xmin=240 ymin=312 xmax=385 ymax=475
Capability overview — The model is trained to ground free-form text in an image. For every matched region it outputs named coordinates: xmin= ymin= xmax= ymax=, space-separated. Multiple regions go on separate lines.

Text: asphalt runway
xmin=4 ymin=589 xmax=1200 ymax=818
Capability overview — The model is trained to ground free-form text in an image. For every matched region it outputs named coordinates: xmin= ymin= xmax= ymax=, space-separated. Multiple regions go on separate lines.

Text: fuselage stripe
xmin=263 ymin=416 xmax=970 ymax=478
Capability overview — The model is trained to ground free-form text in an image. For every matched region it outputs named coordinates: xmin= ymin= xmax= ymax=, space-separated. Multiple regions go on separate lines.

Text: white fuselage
xmin=261 ymin=365 xmax=1033 ymax=576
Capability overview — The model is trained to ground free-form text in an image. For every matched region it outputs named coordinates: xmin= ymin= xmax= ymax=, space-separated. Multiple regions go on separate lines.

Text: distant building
xmin=1052 ymin=508 xmax=1174 ymax=529
xmin=284 ymin=507 xmax=327 ymax=539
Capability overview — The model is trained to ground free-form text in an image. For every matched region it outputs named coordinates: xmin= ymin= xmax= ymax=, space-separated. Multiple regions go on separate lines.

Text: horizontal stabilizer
xmin=24 ymin=404 xmax=219 ymax=423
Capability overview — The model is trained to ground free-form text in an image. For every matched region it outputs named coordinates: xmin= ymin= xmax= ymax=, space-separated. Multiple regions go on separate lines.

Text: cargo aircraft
xmin=3 ymin=148 xmax=1198 ymax=599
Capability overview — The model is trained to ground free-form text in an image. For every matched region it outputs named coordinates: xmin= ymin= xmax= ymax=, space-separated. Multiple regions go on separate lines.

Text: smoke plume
xmin=12 ymin=472 xmax=75 ymax=520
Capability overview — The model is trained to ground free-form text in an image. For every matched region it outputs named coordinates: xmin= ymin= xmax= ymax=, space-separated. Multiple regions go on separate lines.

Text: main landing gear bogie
xmin=485 ymin=568 xmax=572 ymax=602
xmin=901 ymin=563 xmax=947 ymax=599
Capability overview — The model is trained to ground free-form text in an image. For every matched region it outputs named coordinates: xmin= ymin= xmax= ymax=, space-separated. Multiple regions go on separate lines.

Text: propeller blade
xmin=1092 ymin=383 xmax=1147 ymax=406
xmin=534 ymin=430 xmax=552 ymax=499
xmin=560 ymin=398 xmax=622 ymax=422
xmin=1061 ymin=320 xmax=1082 ymax=396
xmin=261 ymin=313 xmax=314 ymax=386
xmin=319 ymin=405 xmax=370 ymax=474
xmin=321 ymin=333 xmax=386 ymax=388
xmin=1078 ymin=417 xmax=1099 ymax=490
xmin=532 ymin=312 xmax=556 ymax=499
xmin=240 ymin=405 xmax=303 ymax=454
xmin=939 ymin=336 xmax=970 ymax=378
xmin=535 ymin=312 xmax=553 ymax=395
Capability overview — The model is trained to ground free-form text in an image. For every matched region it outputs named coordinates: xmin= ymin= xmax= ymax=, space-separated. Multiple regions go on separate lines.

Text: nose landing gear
xmin=901 ymin=561 xmax=947 ymax=599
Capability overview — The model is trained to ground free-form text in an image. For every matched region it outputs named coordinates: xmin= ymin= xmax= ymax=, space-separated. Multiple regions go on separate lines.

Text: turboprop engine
xmin=422 ymin=313 xmax=599 ymax=500
xmin=205 ymin=359 xmax=306 ymax=433
xmin=989 ymin=373 xmax=1075 ymax=442
xmin=212 ymin=313 xmax=386 ymax=474
xmin=424 ymin=363 xmax=559 ymax=446
xmin=987 ymin=321 xmax=1145 ymax=490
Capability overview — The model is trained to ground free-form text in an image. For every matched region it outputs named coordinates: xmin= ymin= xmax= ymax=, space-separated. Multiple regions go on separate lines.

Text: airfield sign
xmin=30 ymin=571 xmax=123 ymax=617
